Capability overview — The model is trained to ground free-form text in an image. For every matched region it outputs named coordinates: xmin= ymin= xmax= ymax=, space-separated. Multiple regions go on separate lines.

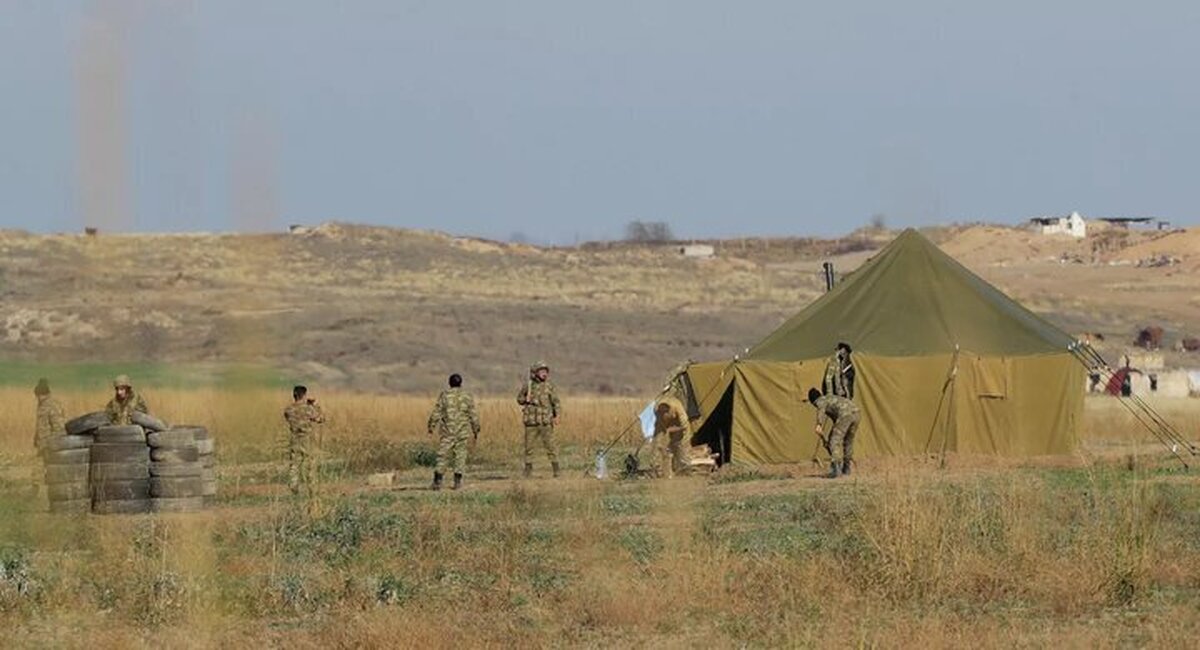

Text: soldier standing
xmin=426 ymin=373 xmax=481 ymax=490
xmin=105 ymin=374 xmax=149 ymax=425
xmin=517 ymin=361 xmax=561 ymax=478
xmin=821 ymin=342 xmax=856 ymax=399
xmin=651 ymin=395 xmax=690 ymax=478
xmin=808 ymin=387 xmax=860 ymax=478
xmin=33 ymin=378 xmax=67 ymax=495
xmin=34 ymin=378 xmax=67 ymax=451
xmin=283 ymin=385 xmax=325 ymax=498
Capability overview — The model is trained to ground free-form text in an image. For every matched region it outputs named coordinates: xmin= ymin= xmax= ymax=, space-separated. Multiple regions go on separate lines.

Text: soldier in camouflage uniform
xmin=809 ymin=387 xmax=860 ymax=478
xmin=33 ymin=378 xmax=67 ymax=494
xmin=517 ymin=361 xmax=561 ymax=477
xmin=34 ymin=378 xmax=67 ymax=451
xmin=426 ymin=373 xmax=481 ymax=490
xmin=821 ymin=342 xmax=855 ymax=399
xmin=105 ymin=374 xmax=149 ymax=425
xmin=283 ymin=385 xmax=325 ymax=498
xmin=651 ymin=395 xmax=690 ymax=478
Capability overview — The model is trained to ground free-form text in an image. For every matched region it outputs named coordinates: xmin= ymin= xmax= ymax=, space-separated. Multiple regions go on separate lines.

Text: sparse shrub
xmin=374 ymin=573 xmax=416 ymax=605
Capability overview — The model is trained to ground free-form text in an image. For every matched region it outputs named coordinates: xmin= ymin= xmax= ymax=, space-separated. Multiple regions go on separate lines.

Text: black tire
xmin=44 ymin=464 xmax=90 ymax=483
xmin=49 ymin=499 xmax=92 ymax=515
xmin=150 ymin=477 xmax=204 ymax=498
xmin=150 ymin=462 xmax=203 ymax=478
xmin=90 ymin=443 xmax=149 ymax=465
xmin=200 ymin=468 xmax=216 ymax=482
xmin=42 ymin=435 xmax=94 ymax=452
xmin=92 ymin=499 xmax=151 ymax=515
xmin=150 ymin=447 xmax=199 ymax=463
xmin=90 ymin=479 xmax=150 ymax=501
xmin=95 ymin=425 xmax=146 ymax=444
xmin=200 ymin=480 xmax=218 ymax=497
xmin=131 ymin=411 xmax=169 ymax=432
xmin=195 ymin=439 xmax=215 ymax=455
xmin=147 ymin=430 xmax=196 ymax=448
xmin=42 ymin=448 xmax=90 ymax=465
xmin=47 ymin=481 xmax=91 ymax=501
xmin=200 ymin=455 xmax=216 ymax=468
xmin=151 ymin=497 xmax=206 ymax=513
xmin=89 ymin=462 xmax=149 ymax=481
xmin=65 ymin=412 xmax=110 ymax=436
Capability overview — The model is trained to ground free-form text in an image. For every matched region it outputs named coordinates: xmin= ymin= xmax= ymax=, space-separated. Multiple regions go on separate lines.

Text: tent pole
xmin=1068 ymin=342 xmax=1192 ymax=468
xmin=924 ymin=346 xmax=960 ymax=456
xmin=938 ymin=345 xmax=961 ymax=469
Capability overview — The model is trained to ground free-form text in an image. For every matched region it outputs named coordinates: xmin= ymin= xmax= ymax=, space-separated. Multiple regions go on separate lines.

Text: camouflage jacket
xmin=284 ymin=401 xmax=325 ymax=438
xmin=653 ymin=396 xmax=689 ymax=437
xmin=814 ymin=394 xmax=859 ymax=426
xmin=427 ymin=388 xmax=481 ymax=437
xmin=35 ymin=396 xmax=67 ymax=449
xmin=517 ymin=378 xmax=561 ymax=426
xmin=105 ymin=392 xmax=149 ymax=426
xmin=822 ymin=354 xmax=854 ymax=399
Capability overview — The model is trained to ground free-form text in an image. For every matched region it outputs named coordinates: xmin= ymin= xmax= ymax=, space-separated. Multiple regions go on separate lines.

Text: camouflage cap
xmin=113 ymin=374 xmax=133 ymax=389
xmin=530 ymin=361 xmax=549 ymax=373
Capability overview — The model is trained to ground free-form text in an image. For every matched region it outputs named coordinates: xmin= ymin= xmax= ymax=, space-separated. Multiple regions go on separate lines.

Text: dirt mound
xmin=940 ymin=225 xmax=1085 ymax=266
xmin=1114 ymin=229 xmax=1200 ymax=268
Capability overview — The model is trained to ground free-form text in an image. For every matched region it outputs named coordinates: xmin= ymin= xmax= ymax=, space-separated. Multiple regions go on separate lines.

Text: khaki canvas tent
xmin=685 ymin=229 xmax=1083 ymax=464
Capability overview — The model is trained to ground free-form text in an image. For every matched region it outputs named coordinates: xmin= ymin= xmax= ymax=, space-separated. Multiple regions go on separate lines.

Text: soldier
xmin=426 ymin=373 xmax=481 ymax=490
xmin=517 ymin=361 xmax=561 ymax=478
xmin=283 ymin=385 xmax=325 ymax=498
xmin=33 ymin=378 xmax=67 ymax=495
xmin=105 ymin=374 xmax=149 ymax=425
xmin=821 ymin=342 xmax=856 ymax=399
xmin=808 ymin=387 xmax=860 ymax=478
xmin=651 ymin=395 xmax=690 ymax=478
xmin=34 ymin=378 xmax=67 ymax=451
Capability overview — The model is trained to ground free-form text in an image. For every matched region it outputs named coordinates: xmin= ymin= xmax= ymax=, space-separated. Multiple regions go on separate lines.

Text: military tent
xmin=685 ymin=229 xmax=1083 ymax=464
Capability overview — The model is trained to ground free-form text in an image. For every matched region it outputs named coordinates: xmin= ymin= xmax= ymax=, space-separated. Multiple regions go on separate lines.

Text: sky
xmin=1 ymin=1 xmax=1198 ymax=243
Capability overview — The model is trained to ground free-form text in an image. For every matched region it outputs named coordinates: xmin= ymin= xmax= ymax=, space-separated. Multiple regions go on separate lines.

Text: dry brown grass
xmin=0 ymin=389 xmax=1198 ymax=647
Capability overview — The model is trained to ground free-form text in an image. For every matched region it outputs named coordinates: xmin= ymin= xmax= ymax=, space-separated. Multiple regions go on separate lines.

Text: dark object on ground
xmin=1136 ymin=326 xmax=1164 ymax=350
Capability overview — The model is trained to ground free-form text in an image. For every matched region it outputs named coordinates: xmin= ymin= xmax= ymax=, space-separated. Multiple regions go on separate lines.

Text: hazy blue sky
xmin=2 ymin=1 xmax=1198 ymax=242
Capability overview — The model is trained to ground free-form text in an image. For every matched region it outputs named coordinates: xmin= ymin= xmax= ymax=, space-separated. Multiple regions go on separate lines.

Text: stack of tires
xmin=195 ymin=427 xmax=218 ymax=504
xmin=148 ymin=427 xmax=206 ymax=513
xmin=42 ymin=434 xmax=94 ymax=514
xmin=90 ymin=425 xmax=152 ymax=514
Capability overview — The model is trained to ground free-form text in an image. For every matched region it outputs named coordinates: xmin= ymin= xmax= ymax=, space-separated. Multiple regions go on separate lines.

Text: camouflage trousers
xmin=651 ymin=430 xmax=687 ymax=478
xmin=524 ymin=425 xmax=558 ymax=465
xmin=828 ymin=415 xmax=859 ymax=465
xmin=436 ymin=426 xmax=471 ymax=475
xmin=287 ymin=435 xmax=316 ymax=498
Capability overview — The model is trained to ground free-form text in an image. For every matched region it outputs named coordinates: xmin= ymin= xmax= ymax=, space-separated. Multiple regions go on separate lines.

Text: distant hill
xmin=1 ymin=222 xmax=1196 ymax=394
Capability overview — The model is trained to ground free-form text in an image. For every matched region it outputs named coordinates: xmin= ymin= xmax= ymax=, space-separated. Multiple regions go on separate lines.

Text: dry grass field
xmin=1 ymin=222 xmax=1198 ymax=646
xmin=0 ymin=388 xmax=1197 ymax=648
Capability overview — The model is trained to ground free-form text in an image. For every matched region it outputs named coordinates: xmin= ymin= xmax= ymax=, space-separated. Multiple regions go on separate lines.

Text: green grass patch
xmin=0 ymin=361 xmax=287 ymax=389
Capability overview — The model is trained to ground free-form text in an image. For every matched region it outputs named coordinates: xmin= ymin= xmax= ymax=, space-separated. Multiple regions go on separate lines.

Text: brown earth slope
xmin=1 ymin=222 xmax=1197 ymax=394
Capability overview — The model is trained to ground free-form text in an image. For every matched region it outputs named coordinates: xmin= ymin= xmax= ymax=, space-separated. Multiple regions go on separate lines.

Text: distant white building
xmin=679 ymin=244 xmax=715 ymax=258
xmin=1030 ymin=212 xmax=1087 ymax=238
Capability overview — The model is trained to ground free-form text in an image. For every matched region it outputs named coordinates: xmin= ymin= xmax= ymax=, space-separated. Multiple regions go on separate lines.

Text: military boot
xmin=431 ymin=472 xmax=443 ymax=491
xmin=523 ymin=463 xmax=533 ymax=478
xmin=842 ymin=460 xmax=852 ymax=476
xmin=452 ymin=473 xmax=463 ymax=490
xmin=551 ymin=461 xmax=560 ymax=478
xmin=827 ymin=462 xmax=841 ymax=479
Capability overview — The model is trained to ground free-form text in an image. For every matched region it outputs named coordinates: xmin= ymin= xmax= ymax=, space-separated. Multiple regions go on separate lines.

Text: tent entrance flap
xmin=690 ymin=384 xmax=734 ymax=464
